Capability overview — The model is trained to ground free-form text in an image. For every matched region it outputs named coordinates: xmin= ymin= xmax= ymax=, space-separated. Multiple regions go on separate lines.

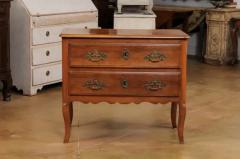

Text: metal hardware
xmin=121 ymin=80 xmax=128 ymax=88
xmin=46 ymin=70 xmax=50 ymax=76
xmin=144 ymin=51 xmax=166 ymax=63
xmin=85 ymin=49 xmax=107 ymax=62
xmin=122 ymin=48 xmax=129 ymax=60
xmin=84 ymin=80 xmax=105 ymax=90
xmin=46 ymin=31 xmax=50 ymax=37
xmin=46 ymin=50 xmax=50 ymax=56
xmin=144 ymin=80 xmax=166 ymax=91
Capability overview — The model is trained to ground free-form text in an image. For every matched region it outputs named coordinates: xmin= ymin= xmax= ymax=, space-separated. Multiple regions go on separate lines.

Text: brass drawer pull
xmin=144 ymin=51 xmax=166 ymax=63
xmin=144 ymin=80 xmax=166 ymax=91
xmin=85 ymin=49 xmax=107 ymax=62
xmin=84 ymin=80 xmax=105 ymax=90
xmin=121 ymin=80 xmax=128 ymax=88
xmin=122 ymin=48 xmax=129 ymax=60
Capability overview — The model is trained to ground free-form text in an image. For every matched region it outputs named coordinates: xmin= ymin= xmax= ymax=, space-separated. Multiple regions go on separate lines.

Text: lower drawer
xmin=69 ymin=69 xmax=180 ymax=97
xmin=32 ymin=64 xmax=62 ymax=86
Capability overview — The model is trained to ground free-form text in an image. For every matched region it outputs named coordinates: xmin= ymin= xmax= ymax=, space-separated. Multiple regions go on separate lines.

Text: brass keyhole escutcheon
xmin=46 ymin=70 xmax=50 ymax=76
xmin=46 ymin=31 xmax=50 ymax=37
xmin=121 ymin=80 xmax=128 ymax=88
xmin=46 ymin=50 xmax=50 ymax=56
xmin=122 ymin=48 xmax=129 ymax=60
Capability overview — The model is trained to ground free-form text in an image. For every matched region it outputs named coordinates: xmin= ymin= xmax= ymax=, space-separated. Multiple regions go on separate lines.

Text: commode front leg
xmin=63 ymin=102 xmax=72 ymax=143
xmin=178 ymin=103 xmax=186 ymax=144
xmin=171 ymin=102 xmax=177 ymax=128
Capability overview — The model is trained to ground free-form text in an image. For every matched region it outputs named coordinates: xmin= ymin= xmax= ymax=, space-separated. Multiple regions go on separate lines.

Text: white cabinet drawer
xmin=32 ymin=64 xmax=62 ymax=86
xmin=32 ymin=43 xmax=62 ymax=66
xmin=32 ymin=21 xmax=98 ymax=45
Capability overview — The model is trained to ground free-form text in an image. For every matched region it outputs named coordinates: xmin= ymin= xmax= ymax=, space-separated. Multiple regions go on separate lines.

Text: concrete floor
xmin=0 ymin=59 xmax=240 ymax=159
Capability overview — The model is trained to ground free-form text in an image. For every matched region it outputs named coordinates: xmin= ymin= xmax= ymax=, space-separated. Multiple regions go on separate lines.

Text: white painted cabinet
xmin=10 ymin=0 xmax=98 ymax=95
xmin=114 ymin=12 xmax=156 ymax=29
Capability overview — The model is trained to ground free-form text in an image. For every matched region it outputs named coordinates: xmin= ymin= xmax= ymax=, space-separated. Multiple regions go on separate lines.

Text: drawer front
xmin=69 ymin=43 xmax=181 ymax=68
xmin=33 ymin=64 xmax=62 ymax=86
xmin=32 ymin=22 xmax=98 ymax=45
xmin=32 ymin=43 xmax=62 ymax=66
xmin=69 ymin=70 xmax=180 ymax=97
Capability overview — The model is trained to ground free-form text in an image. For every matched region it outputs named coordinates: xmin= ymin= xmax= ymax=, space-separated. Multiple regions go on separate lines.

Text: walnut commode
xmin=61 ymin=29 xmax=189 ymax=144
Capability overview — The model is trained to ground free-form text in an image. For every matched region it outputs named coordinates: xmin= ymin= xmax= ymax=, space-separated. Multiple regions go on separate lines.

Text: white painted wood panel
xmin=31 ymin=12 xmax=98 ymax=27
xmin=22 ymin=0 xmax=97 ymax=16
xmin=32 ymin=43 xmax=61 ymax=66
xmin=32 ymin=22 xmax=98 ymax=45
xmin=32 ymin=64 xmax=62 ymax=86
xmin=114 ymin=12 xmax=156 ymax=29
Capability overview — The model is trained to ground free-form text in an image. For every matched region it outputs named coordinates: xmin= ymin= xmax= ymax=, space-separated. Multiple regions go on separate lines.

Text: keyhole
xmin=122 ymin=49 xmax=129 ymax=60
xmin=46 ymin=70 xmax=50 ymax=76
xmin=121 ymin=80 xmax=128 ymax=88
xmin=46 ymin=31 xmax=50 ymax=37
xmin=46 ymin=50 xmax=50 ymax=56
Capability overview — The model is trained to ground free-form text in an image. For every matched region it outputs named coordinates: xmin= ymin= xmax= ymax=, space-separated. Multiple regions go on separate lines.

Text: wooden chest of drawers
xmin=61 ymin=29 xmax=189 ymax=144
xmin=0 ymin=0 xmax=12 ymax=101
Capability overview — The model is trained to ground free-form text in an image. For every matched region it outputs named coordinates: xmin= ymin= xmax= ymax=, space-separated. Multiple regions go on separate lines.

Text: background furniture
xmin=153 ymin=5 xmax=207 ymax=32
xmin=61 ymin=29 xmax=189 ymax=144
xmin=117 ymin=0 xmax=153 ymax=14
xmin=230 ymin=17 xmax=240 ymax=63
xmin=153 ymin=5 xmax=208 ymax=60
xmin=92 ymin=0 xmax=115 ymax=28
xmin=205 ymin=8 xmax=240 ymax=65
xmin=10 ymin=0 xmax=98 ymax=95
xmin=0 ymin=0 xmax=12 ymax=101
xmin=114 ymin=11 xmax=156 ymax=29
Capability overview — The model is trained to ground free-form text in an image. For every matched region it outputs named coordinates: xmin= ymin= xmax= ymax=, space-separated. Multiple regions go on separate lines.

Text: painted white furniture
xmin=117 ymin=0 xmax=153 ymax=13
xmin=10 ymin=0 xmax=98 ymax=95
xmin=114 ymin=11 xmax=156 ymax=29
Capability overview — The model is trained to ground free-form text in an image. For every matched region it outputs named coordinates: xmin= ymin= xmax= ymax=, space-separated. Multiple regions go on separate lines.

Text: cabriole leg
xmin=178 ymin=103 xmax=186 ymax=144
xmin=63 ymin=102 xmax=71 ymax=143
xmin=171 ymin=102 xmax=177 ymax=128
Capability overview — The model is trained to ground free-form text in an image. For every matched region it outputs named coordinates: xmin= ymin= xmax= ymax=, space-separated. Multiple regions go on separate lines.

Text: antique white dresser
xmin=10 ymin=0 xmax=98 ymax=95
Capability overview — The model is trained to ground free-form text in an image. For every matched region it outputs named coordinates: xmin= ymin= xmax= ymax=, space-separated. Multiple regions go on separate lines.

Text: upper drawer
xmin=32 ymin=43 xmax=62 ymax=66
xmin=32 ymin=21 xmax=98 ymax=45
xmin=69 ymin=42 xmax=182 ymax=68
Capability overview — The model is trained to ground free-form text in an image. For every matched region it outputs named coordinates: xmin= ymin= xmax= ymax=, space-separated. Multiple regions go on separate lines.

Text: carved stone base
xmin=205 ymin=8 xmax=240 ymax=65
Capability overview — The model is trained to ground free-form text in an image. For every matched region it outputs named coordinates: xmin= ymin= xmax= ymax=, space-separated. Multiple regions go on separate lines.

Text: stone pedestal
xmin=205 ymin=8 xmax=240 ymax=65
